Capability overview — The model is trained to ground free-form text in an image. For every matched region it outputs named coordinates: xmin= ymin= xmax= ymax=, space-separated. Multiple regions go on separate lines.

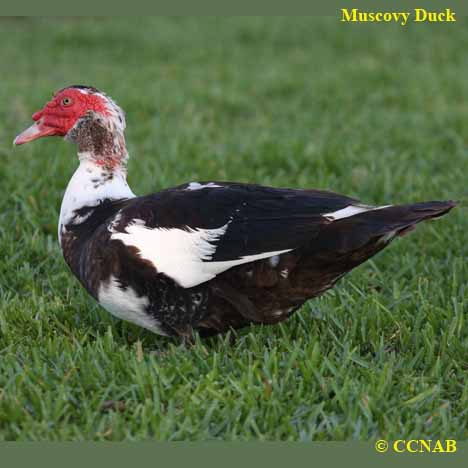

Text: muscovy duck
xmin=14 ymin=85 xmax=456 ymax=341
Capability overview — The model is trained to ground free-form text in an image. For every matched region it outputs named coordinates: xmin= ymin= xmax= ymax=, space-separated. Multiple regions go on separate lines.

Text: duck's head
xmin=14 ymin=85 xmax=128 ymax=169
xmin=14 ymin=85 xmax=126 ymax=146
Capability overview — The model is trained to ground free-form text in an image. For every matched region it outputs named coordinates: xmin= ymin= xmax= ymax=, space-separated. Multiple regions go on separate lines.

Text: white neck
xmin=58 ymin=156 xmax=135 ymax=243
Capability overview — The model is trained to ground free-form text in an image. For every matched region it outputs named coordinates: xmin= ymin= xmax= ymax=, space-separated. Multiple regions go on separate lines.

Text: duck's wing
xmin=108 ymin=182 xmax=366 ymax=288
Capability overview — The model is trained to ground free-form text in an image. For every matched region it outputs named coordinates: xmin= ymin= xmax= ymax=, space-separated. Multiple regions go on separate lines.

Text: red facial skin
xmin=14 ymin=88 xmax=109 ymax=145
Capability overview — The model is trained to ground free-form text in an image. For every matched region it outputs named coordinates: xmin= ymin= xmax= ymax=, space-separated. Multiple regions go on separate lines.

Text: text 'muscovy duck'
xmin=14 ymin=86 xmax=456 ymax=342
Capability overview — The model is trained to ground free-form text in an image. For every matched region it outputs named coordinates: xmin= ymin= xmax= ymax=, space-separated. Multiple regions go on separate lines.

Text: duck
xmin=14 ymin=85 xmax=457 ymax=342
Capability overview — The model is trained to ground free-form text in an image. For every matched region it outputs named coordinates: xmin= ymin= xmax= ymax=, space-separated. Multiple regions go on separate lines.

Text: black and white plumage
xmin=14 ymin=86 xmax=457 ymax=341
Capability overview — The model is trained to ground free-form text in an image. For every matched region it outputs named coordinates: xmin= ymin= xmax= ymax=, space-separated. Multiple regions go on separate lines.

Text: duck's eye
xmin=62 ymin=97 xmax=73 ymax=106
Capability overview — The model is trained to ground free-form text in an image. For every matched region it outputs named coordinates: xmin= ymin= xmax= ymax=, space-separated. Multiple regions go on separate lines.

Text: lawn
xmin=0 ymin=17 xmax=467 ymax=441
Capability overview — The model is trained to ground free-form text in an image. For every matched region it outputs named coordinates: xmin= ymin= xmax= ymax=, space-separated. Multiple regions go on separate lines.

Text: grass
xmin=0 ymin=17 xmax=467 ymax=441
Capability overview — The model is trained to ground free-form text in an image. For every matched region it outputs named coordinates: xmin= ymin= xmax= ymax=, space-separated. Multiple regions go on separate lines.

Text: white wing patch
xmin=324 ymin=204 xmax=392 ymax=221
xmin=111 ymin=221 xmax=291 ymax=288
xmin=98 ymin=276 xmax=166 ymax=335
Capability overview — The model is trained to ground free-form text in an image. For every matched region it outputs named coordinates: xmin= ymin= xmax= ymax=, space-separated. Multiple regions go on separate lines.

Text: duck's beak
xmin=14 ymin=108 xmax=61 ymax=146
xmin=14 ymin=120 xmax=59 ymax=145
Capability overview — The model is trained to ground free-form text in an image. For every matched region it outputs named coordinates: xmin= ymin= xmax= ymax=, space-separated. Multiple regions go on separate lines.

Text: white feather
xmin=58 ymin=159 xmax=135 ymax=243
xmin=186 ymin=182 xmax=223 ymax=190
xmin=98 ymin=276 xmax=166 ymax=335
xmin=324 ymin=204 xmax=392 ymax=221
xmin=269 ymin=255 xmax=280 ymax=268
xmin=111 ymin=221 xmax=291 ymax=288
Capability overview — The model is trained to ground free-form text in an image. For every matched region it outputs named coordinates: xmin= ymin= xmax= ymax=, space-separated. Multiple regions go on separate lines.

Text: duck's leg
xmin=172 ymin=323 xmax=197 ymax=346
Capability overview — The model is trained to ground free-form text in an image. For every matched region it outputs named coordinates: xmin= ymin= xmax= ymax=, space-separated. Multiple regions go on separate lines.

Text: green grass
xmin=0 ymin=17 xmax=467 ymax=441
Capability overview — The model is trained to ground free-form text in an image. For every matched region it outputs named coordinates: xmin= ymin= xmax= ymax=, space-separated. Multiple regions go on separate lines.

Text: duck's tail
xmin=369 ymin=199 xmax=456 ymax=232
xmin=356 ymin=199 xmax=456 ymax=239
xmin=315 ymin=200 xmax=457 ymax=255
